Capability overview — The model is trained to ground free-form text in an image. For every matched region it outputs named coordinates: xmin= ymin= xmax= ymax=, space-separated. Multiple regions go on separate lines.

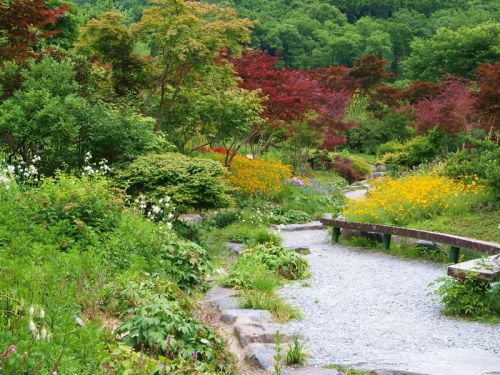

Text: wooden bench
xmin=320 ymin=218 xmax=500 ymax=281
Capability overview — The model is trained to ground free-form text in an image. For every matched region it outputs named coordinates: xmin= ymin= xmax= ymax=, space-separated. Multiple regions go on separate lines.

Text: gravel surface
xmin=278 ymin=229 xmax=500 ymax=375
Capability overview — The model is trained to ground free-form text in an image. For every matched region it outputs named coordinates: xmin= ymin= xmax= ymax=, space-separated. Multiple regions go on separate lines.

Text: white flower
xmin=167 ymin=222 xmax=173 ymax=229
xmin=75 ymin=316 xmax=85 ymax=327
xmin=28 ymin=320 xmax=36 ymax=333
xmin=28 ymin=306 xmax=35 ymax=317
xmin=152 ymin=205 xmax=161 ymax=214
xmin=39 ymin=309 xmax=45 ymax=319
xmin=6 ymin=165 xmax=15 ymax=174
xmin=40 ymin=327 xmax=47 ymax=340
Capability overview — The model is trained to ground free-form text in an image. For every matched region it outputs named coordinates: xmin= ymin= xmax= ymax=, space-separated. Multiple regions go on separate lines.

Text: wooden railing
xmin=320 ymin=218 xmax=500 ymax=264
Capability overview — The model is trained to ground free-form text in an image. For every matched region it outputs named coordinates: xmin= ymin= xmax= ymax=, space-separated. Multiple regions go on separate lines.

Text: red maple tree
xmin=0 ymin=0 xmax=69 ymax=63
xmin=474 ymin=63 xmax=500 ymax=131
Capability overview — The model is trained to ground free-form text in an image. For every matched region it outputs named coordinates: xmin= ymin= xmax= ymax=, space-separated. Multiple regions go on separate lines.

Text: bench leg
xmin=332 ymin=227 xmax=341 ymax=243
xmin=382 ymin=234 xmax=391 ymax=250
xmin=449 ymin=246 xmax=460 ymax=264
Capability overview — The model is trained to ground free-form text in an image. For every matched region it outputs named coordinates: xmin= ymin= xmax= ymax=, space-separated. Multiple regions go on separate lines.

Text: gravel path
xmin=278 ymin=229 xmax=500 ymax=375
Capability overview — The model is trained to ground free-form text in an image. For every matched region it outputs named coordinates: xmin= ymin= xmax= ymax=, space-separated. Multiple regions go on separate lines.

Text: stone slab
xmin=226 ymin=242 xmax=244 ymax=255
xmin=235 ymin=322 xmax=289 ymax=347
xmin=280 ymin=222 xmax=325 ymax=232
xmin=177 ymin=213 xmax=203 ymax=226
xmin=220 ymin=309 xmax=272 ymax=325
xmin=206 ymin=286 xmax=235 ymax=301
xmin=370 ymin=370 xmax=430 ymax=375
xmin=245 ymin=343 xmax=276 ymax=370
xmin=448 ymin=255 xmax=500 ymax=282
xmin=211 ymin=296 xmax=240 ymax=311
xmin=283 ymin=368 xmax=340 ymax=375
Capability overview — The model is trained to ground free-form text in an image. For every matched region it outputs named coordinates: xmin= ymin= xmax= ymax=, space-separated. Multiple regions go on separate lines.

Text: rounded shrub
xmin=116 ymin=153 xmax=231 ymax=213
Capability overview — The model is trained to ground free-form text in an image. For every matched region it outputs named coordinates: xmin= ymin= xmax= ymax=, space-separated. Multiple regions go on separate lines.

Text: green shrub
xmin=346 ymin=155 xmax=371 ymax=177
xmin=24 ymin=174 xmax=123 ymax=239
xmin=443 ymin=137 xmax=500 ymax=198
xmin=431 ymin=273 xmax=500 ymax=320
xmin=214 ymin=210 xmax=240 ymax=228
xmin=286 ymin=336 xmax=307 ymax=366
xmin=241 ymin=244 xmax=310 ymax=280
xmin=104 ymin=212 xmax=211 ymax=289
xmin=221 ymin=257 xmax=283 ymax=291
xmin=220 ymin=222 xmax=282 ymax=246
xmin=270 ymin=209 xmax=311 ymax=224
xmin=117 ymin=152 xmax=231 ymax=213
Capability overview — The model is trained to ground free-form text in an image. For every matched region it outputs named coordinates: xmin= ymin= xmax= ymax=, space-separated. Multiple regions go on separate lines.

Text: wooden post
xmin=332 ymin=227 xmax=341 ymax=243
xmin=382 ymin=234 xmax=391 ymax=250
xmin=449 ymin=246 xmax=460 ymax=264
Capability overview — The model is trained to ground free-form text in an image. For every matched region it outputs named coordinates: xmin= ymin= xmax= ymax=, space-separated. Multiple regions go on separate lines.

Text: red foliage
xmin=401 ymin=81 xmax=443 ymax=104
xmin=319 ymin=133 xmax=347 ymax=150
xmin=409 ymin=77 xmax=477 ymax=134
xmin=474 ymin=63 xmax=500 ymax=131
xmin=332 ymin=156 xmax=361 ymax=184
xmin=349 ymin=53 xmax=394 ymax=91
xmin=311 ymin=66 xmax=354 ymax=93
xmin=233 ymin=51 xmax=353 ymax=147
xmin=0 ymin=0 xmax=68 ymax=62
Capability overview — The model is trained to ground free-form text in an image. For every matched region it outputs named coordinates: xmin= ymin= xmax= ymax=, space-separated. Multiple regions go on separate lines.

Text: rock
xmin=376 ymin=164 xmax=387 ymax=172
xmin=206 ymin=286 xmax=234 ymax=301
xmin=211 ymin=297 xmax=240 ymax=311
xmin=482 ymin=373 xmax=500 ymax=375
xmin=226 ymin=242 xmax=244 ymax=255
xmin=234 ymin=321 xmax=289 ymax=347
xmin=370 ymin=370 xmax=430 ymax=375
xmin=280 ymin=222 xmax=324 ymax=232
xmin=335 ymin=214 xmax=346 ymax=221
xmin=178 ymin=213 xmax=203 ymax=226
xmin=283 ymin=368 xmax=340 ymax=375
xmin=245 ymin=344 xmax=276 ymax=370
xmin=372 ymin=172 xmax=385 ymax=179
xmin=287 ymin=246 xmax=311 ymax=255
xmin=220 ymin=309 xmax=272 ymax=325
xmin=415 ymin=240 xmax=442 ymax=251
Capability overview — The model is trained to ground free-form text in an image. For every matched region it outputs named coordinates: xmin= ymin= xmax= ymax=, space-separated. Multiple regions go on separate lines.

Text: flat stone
xmin=370 ymin=370 xmax=430 ymax=375
xmin=283 ymin=368 xmax=340 ymax=375
xmin=415 ymin=240 xmax=442 ymax=251
xmin=235 ymin=322 xmax=289 ymax=347
xmin=178 ymin=213 xmax=203 ymax=226
xmin=206 ymin=286 xmax=235 ymax=301
xmin=245 ymin=343 xmax=276 ymax=370
xmin=371 ymin=172 xmax=385 ymax=178
xmin=448 ymin=255 xmax=500 ymax=282
xmin=220 ymin=309 xmax=272 ymax=325
xmin=287 ymin=246 xmax=311 ymax=255
xmin=226 ymin=242 xmax=244 ymax=255
xmin=211 ymin=296 xmax=240 ymax=311
xmin=375 ymin=164 xmax=387 ymax=172
xmin=280 ymin=222 xmax=324 ymax=232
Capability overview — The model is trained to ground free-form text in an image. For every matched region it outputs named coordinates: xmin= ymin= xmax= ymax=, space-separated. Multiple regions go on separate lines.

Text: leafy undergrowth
xmin=221 ymin=243 xmax=309 ymax=322
xmin=431 ymin=273 xmax=500 ymax=324
xmin=0 ymin=175 xmax=235 ymax=374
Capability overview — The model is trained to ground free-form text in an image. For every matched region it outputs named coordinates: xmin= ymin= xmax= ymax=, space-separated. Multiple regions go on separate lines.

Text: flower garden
xmin=0 ymin=0 xmax=499 ymax=373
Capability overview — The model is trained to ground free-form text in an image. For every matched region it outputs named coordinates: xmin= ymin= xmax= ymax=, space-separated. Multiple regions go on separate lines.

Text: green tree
xmin=403 ymin=22 xmax=500 ymax=81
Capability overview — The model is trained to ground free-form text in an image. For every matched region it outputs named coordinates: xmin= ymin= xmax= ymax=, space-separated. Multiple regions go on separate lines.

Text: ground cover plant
xmin=0 ymin=171 xmax=235 ymax=374
xmin=221 ymin=242 xmax=310 ymax=322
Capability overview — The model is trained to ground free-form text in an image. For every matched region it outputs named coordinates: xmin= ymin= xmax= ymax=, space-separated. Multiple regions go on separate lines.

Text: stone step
xmin=283 ymin=367 xmax=340 ymax=375
xmin=220 ymin=309 xmax=272 ymax=325
xmin=235 ymin=319 xmax=289 ymax=347
xmin=279 ymin=222 xmax=325 ymax=232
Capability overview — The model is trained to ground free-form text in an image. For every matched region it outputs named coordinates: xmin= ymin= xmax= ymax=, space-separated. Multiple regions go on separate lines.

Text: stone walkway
xmin=278 ymin=229 xmax=500 ymax=375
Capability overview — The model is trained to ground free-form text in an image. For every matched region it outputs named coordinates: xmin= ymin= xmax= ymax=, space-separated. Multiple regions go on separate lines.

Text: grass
xmin=239 ymin=290 xmax=302 ymax=323
xmin=409 ymin=206 xmax=500 ymax=243
xmin=325 ymin=364 xmax=370 ymax=375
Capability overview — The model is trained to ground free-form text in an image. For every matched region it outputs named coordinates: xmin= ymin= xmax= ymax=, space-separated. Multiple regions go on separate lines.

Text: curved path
xmin=278 ymin=229 xmax=500 ymax=375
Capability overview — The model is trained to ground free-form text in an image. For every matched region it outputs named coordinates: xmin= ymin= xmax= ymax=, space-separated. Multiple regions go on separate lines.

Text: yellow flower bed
xmin=344 ymin=175 xmax=486 ymax=225
xmin=226 ymin=155 xmax=293 ymax=196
